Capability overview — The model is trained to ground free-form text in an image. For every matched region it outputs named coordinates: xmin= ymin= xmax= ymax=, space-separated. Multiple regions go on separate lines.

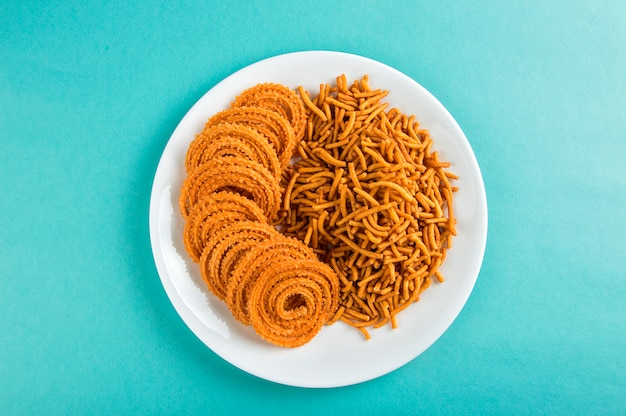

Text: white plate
xmin=149 ymin=51 xmax=488 ymax=388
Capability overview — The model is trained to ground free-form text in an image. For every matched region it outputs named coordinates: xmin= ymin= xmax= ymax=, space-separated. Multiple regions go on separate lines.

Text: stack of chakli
xmin=179 ymin=83 xmax=339 ymax=348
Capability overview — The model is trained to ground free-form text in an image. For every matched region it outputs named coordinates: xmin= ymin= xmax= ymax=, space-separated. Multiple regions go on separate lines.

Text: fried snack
xmin=231 ymin=83 xmax=308 ymax=143
xmin=202 ymin=106 xmax=296 ymax=169
xmin=226 ymin=235 xmax=318 ymax=325
xmin=247 ymin=258 xmax=340 ymax=347
xmin=186 ymin=123 xmax=282 ymax=180
xmin=199 ymin=220 xmax=279 ymax=301
xmin=178 ymin=82 xmax=343 ymax=348
xmin=182 ymin=191 xmax=267 ymax=263
xmin=276 ymin=75 xmax=457 ymax=339
xmin=179 ymin=155 xmax=281 ymax=221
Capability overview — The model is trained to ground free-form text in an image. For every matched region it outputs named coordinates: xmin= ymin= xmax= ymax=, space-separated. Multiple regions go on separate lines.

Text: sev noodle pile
xmin=274 ymin=75 xmax=458 ymax=340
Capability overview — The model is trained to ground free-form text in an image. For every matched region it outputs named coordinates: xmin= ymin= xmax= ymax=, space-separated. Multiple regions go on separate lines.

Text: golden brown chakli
xmin=179 ymin=83 xmax=340 ymax=348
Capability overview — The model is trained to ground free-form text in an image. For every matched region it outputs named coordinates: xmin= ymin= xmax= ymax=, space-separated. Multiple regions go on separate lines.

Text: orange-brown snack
xmin=231 ymin=83 xmax=308 ymax=143
xmin=185 ymin=123 xmax=282 ymax=180
xmin=247 ymin=258 xmax=340 ymax=348
xmin=276 ymin=75 xmax=457 ymax=340
xmin=178 ymin=81 xmax=346 ymax=348
xmin=182 ymin=191 xmax=267 ymax=263
xmin=202 ymin=106 xmax=296 ymax=169
xmin=226 ymin=235 xmax=318 ymax=325
xmin=199 ymin=220 xmax=279 ymax=301
xmin=179 ymin=155 xmax=281 ymax=221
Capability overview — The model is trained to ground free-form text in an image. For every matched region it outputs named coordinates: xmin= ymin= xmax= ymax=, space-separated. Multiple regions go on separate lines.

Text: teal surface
xmin=1 ymin=1 xmax=624 ymax=414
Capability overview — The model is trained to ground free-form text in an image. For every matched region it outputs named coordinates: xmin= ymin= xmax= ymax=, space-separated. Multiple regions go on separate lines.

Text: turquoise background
xmin=1 ymin=0 xmax=624 ymax=414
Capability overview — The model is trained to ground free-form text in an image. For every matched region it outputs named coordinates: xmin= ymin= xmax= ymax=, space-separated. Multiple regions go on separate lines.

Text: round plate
xmin=149 ymin=51 xmax=488 ymax=388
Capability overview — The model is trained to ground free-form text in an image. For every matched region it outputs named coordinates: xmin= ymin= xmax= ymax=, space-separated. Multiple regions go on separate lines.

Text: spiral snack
xmin=185 ymin=124 xmax=282 ymax=180
xmin=179 ymin=156 xmax=281 ymax=221
xmin=247 ymin=258 xmax=340 ymax=348
xmin=199 ymin=221 xmax=279 ymax=300
xmin=182 ymin=191 xmax=267 ymax=263
xmin=226 ymin=235 xmax=319 ymax=325
xmin=202 ymin=106 xmax=296 ymax=169
xmin=231 ymin=83 xmax=308 ymax=143
xmin=178 ymin=82 xmax=343 ymax=348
